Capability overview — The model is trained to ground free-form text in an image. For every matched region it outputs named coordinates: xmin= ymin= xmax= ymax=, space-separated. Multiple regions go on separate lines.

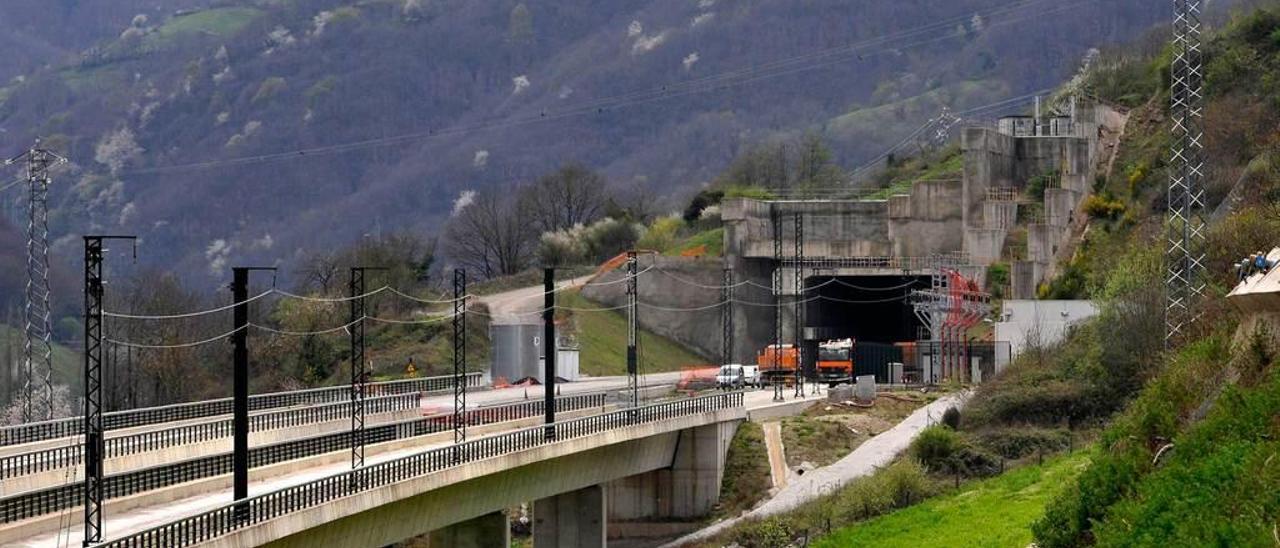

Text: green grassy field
xmin=828 ymin=80 xmax=1009 ymax=139
xmin=815 ymin=451 xmax=1090 ymax=548
xmin=865 ymin=149 xmax=965 ymax=200
xmin=669 ymin=227 xmax=725 ymax=257
xmin=150 ymin=8 xmax=264 ymax=45
xmin=0 ymin=325 xmax=81 ymax=399
xmin=557 ymin=290 xmax=708 ymax=376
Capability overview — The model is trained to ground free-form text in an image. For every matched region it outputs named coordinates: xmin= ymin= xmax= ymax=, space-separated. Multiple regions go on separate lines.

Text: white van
xmin=716 ymin=364 xmax=760 ymax=389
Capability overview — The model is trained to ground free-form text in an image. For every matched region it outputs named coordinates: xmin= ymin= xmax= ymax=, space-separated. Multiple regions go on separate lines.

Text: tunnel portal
xmin=804 ymin=275 xmax=930 ymax=344
xmin=801 ymin=275 xmax=931 ymax=383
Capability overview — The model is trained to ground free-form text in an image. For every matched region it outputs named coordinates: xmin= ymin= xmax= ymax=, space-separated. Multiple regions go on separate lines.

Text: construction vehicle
xmin=757 ymin=339 xmax=859 ymax=386
xmin=815 ymin=338 xmax=856 ymax=384
xmin=756 ymin=344 xmax=799 ymax=386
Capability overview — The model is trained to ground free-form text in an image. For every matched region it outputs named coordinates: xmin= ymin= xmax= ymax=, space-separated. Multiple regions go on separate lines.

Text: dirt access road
xmin=476 ymin=275 xmax=595 ymax=325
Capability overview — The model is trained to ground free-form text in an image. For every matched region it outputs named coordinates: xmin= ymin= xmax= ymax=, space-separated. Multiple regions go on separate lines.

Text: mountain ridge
xmin=0 ymin=0 xmax=1190 ymax=279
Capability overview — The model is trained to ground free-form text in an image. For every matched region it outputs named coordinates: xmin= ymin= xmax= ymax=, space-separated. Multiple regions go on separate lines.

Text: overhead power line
xmin=102 ymin=290 xmax=275 ymax=320
xmin=102 ymin=286 xmax=469 ymax=320
xmin=106 ymin=325 xmax=248 ymax=350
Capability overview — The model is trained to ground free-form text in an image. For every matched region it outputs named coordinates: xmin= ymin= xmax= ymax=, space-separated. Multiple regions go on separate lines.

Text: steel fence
xmin=913 ymin=341 xmax=1012 ymax=384
xmin=782 ymin=253 xmax=972 ymax=272
xmin=97 ymin=391 xmax=739 ymax=548
xmin=0 ymin=392 xmax=607 ymax=525
xmin=854 ymin=342 xmax=905 ymax=384
xmin=1 ymin=393 xmax=425 ymax=480
xmin=0 ymin=373 xmax=483 ymax=447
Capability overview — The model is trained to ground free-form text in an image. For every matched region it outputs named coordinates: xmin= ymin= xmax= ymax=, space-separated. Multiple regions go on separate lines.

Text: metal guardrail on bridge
xmin=0 ymin=373 xmax=483 ymax=447
xmin=1 ymin=393 xmax=424 ymax=480
xmin=780 ymin=253 xmax=971 ymax=272
xmin=0 ymin=393 xmax=607 ymax=525
xmin=97 ymin=392 xmax=742 ymax=548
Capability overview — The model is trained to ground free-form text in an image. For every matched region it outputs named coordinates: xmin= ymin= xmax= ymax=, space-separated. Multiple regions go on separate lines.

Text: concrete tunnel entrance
xmin=801 ymin=275 xmax=931 ymax=382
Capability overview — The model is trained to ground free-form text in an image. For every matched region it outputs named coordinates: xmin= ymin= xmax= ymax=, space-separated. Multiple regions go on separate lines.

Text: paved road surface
xmin=477 ymin=275 xmax=594 ymax=325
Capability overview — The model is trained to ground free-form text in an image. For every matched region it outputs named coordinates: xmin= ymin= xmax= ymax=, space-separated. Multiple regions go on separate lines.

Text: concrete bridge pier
xmin=428 ymin=511 xmax=509 ymax=547
xmin=606 ymin=421 xmax=737 ymax=533
xmin=534 ymin=485 xmax=606 ymax=547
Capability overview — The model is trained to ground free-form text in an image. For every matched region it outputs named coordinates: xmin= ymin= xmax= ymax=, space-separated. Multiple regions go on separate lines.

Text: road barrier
xmin=0 ymin=392 xmax=606 ymax=525
xmin=98 ymin=391 xmax=742 ymax=548
xmin=0 ymin=373 xmax=483 ymax=447
xmin=1 ymin=393 xmax=423 ymax=480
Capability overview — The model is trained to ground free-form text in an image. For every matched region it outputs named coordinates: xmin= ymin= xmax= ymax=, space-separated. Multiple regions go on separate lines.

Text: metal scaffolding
xmin=909 ymin=268 xmax=991 ymax=383
xmin=452 ymin=269 xmax=467 ymax=445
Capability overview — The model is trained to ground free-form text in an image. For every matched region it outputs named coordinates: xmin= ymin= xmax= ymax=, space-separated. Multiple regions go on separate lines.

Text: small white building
xmin=995 ymin=300 xmax=1098 ymax=360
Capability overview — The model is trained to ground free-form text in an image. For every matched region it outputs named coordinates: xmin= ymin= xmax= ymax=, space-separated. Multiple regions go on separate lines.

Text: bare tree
xmin=297 ymin=251 xmax=341 ymax=295
xmin=610 ymin=184 xmax=662 ymax=225
xmin=518 ymin=163 xmax=607 ymax=234
xmin=109 ymin=271 xmax=222 ymax=407
xmin=445 ymin=190 xmax=534 ymax=279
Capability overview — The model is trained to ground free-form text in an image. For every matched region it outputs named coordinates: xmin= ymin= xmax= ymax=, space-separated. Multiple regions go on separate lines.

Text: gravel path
xmin=664 ymin=390 xmax=971 ymax=546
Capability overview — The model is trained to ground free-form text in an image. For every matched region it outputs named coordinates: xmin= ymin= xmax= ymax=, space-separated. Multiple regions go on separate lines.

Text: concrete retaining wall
xmin=1045 ymin=188 xmax=1082 ymax=227
xmin=581 ymin=255 xmax=721 ymax=362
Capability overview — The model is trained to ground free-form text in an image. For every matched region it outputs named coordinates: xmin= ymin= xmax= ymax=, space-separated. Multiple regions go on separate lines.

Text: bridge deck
xmin=17 ymin=431 xmax=464 ymax=547
xmin=1 ymin=373 xmax=690 ymax=545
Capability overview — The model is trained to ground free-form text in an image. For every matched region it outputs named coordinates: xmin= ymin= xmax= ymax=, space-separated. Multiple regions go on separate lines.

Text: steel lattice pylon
xmin=721 ymin=268 xmax=734 ymax=365
xmin=793 ymin=212 xmax=805 ymax=398
xmin=452 ymin=269 xmax=467 ymax=446
xmin=771 ymin=206 xmax=784 ymax=402
xmin=625 ymin=251 xmax=639 ymax=410
xmin=6 ymin=144 xmax=64 ymax=422
xmin=1167 ymin=0 xmax=1207 ymax=345
xmin=83 ymin=238 xmax=105 ymax=546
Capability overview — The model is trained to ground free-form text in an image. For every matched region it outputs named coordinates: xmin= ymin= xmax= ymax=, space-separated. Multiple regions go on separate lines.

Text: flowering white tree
xmin=2 ymin=383 xmax=74 ymax=426
xmin=94 ymin=127 xmax=143 ymax=176
xmin=403 ymin=0 xmax=427 ymax=19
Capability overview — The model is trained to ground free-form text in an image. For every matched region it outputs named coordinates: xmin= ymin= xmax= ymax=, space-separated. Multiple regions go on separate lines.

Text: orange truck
xmin=757 ymin=344 xmax=799 ymax=386
xmin=815 ymin=338 xmax=856 ymax=384
xmin=757 ymin=339 xmax=857 ymax=386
